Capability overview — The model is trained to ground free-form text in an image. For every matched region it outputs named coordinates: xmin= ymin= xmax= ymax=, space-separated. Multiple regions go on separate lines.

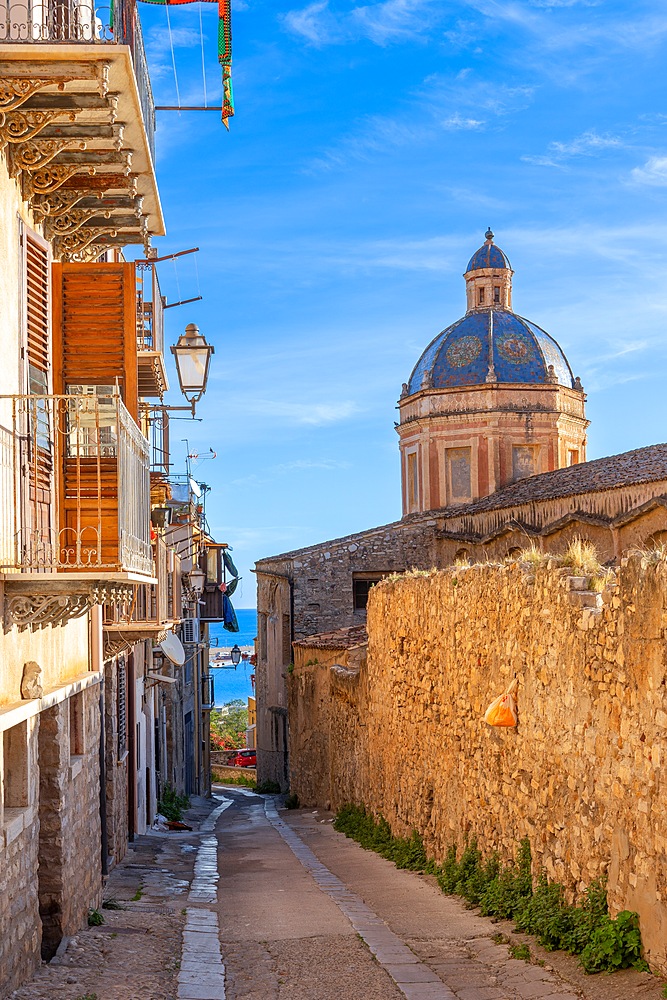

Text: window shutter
xmin=25 ymin=233 xmax=50 ymax=381
xmin=52 ymin=262 xmax=138 ymax=419
xmin=182 ymin=618 xmax=198 ymax=645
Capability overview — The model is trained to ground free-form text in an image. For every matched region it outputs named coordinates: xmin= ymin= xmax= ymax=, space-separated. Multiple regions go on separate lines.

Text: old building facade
xmin=0 ymin=5 xmax=230 ymax=991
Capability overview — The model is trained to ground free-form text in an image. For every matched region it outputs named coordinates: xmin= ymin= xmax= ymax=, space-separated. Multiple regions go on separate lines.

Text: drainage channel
xmin=177 ymin=795 xmax=233 ymax=1000
xmin=263 ymin=798 xmax=456 ymax=1000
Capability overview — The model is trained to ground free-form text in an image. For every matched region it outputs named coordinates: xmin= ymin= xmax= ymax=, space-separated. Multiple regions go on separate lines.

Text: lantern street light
xmin=188 ymin=566 xmax=205 ymax=595
xmin=170 ymin=323 xmax=215 ymax=416
xmin=230 ymin=644 xmax=241 ymax=666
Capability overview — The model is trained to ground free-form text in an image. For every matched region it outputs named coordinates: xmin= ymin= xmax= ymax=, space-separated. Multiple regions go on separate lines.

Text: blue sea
xmin=209 ymin=608 xmax=257 ymax=707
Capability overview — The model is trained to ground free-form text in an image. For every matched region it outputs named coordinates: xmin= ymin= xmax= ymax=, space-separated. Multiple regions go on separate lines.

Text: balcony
xmin=0 ymin=0 xmax=164 ymax=259
xmin=0 ymin=391 xmax=155 ymax=628
xmin=103 ymin=534 xmax=181 ymax=657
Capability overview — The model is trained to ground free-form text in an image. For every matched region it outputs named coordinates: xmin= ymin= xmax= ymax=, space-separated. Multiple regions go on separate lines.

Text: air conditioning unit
xmin=181 ymin=618 xmax=198 ymax=645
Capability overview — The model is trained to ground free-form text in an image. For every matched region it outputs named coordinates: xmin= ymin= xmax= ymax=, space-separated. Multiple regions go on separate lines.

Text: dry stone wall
xmin=288 ymin=554 xmax=667 ymax=973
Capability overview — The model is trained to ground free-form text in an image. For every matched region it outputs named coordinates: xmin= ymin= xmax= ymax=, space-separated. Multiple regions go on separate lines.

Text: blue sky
xmin=137 ymin=0 xmax=667 ymax=608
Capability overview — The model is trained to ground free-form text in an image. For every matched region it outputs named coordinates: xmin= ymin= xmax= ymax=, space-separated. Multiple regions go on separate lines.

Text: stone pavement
xmin=217 ymin=790 xmax=667 ymax=1000
xmin=8 ymin=790 xmax=667 ymax=1000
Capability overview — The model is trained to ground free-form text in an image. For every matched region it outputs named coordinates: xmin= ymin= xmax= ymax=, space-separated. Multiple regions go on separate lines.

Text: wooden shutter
xmin=52 ymin=262 xmax=138 ymax=419
xmin=24 ymin=231 xmax=52 ymax=514
xmin=25 ymin=233 xmax=50 ymax=379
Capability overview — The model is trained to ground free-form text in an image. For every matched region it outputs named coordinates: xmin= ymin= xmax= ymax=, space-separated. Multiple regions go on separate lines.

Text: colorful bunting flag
xmin=137 ymin=0 xmax=234 ymax=126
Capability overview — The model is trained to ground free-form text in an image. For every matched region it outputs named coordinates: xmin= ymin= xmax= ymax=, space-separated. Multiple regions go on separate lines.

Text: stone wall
xmin=0 ymin=718 xmax=40 ymax=995
xmin=288 ymin=554 xmax=667 ymax=974
xmin=38 ymin=687 xmax=102 ymax=960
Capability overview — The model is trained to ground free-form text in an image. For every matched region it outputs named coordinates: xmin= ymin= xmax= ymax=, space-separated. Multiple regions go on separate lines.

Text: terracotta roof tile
xmin=293 ymin=624 xmax=368 ymax=650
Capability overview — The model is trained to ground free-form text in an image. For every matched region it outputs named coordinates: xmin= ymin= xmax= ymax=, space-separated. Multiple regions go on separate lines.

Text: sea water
xmin=209 ymin=608 xmax=257 ymax=707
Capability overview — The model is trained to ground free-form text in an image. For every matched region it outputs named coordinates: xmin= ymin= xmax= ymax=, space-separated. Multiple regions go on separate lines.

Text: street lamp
xmin=230 ymin=644 xmax=241 ymax=666
xmin=170 ymin=323 xmax=215 ymax=416
xmin=188 ymin=566 xmax=205 ymax=594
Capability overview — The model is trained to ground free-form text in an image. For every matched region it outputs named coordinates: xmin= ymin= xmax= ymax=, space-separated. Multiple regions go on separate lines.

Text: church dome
xmin=407 ymin=310 xmax=575 ymax=394
xmin=405 ymin=231 xmax=576 ymax=395
xmin=466 ymin=229 xmax=512 ymax=272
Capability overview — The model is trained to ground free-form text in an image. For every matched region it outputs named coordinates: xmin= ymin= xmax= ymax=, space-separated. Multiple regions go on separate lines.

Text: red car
xmin=229 ymin=748 xmax=256 ymax=767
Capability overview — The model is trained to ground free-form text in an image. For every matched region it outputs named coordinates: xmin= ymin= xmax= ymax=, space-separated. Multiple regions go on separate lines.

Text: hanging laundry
xmin=222 ymin=594 xmax=239 ymax=632
xmin=223 ymin=549 xmax=238 ymax=579
xmin=225 ymin=576 xmax=240 ymax=597
xmin=136 ymin=0 xmax=234 ymax=127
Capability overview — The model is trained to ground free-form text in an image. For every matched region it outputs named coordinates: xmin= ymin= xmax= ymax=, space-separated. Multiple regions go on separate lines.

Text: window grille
xmin=182 ymin=618 xmax=198 ymax=644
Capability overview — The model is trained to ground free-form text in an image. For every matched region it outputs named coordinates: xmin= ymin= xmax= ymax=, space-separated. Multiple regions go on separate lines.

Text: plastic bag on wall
xmin=483 ymin=678 xmax=518 ymax=727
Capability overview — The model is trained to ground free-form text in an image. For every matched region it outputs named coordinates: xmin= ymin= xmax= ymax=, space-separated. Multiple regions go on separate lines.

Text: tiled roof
xmin=438 ymin=443 xmax=667 ymax=517
xmin=256 ymin=444 xmax=667 ymax=564
xmin=293 ymin=624 xmax=368 ymax=650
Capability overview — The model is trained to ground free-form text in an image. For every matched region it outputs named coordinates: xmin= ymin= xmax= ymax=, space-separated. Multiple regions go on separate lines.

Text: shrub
xmin=333 ymin=805 xmax=649 ymax=974
xmin=158 ymin=784 xmax=190 ymax=822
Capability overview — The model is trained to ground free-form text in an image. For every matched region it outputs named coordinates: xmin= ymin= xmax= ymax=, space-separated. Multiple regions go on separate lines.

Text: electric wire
xmin=165 ymin=3 xmax=181 ymax=109
xmin=199 ymin=2 xmax=208 ymax=108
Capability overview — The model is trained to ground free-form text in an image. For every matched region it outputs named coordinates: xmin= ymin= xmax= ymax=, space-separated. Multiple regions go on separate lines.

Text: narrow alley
xmin=9 ymin=789 xmax=665 ymax=1000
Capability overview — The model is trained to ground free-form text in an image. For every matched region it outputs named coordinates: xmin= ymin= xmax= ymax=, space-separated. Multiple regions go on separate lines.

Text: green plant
xmin=75 ymin=994 xmax=98 ymax=1000
xmin=131 ymin=885 xmax=143 ymax=902
xmin=333 ymin=805 xmax=650 ymax=975
xmin=509 ymin=942 xmax=531 ymax=961
xmin=491 ymin=932 xmax=508 ymax=945
xmin=287 ymin=663 xmax=294 ymax=674
xmin=158 ymin=784 xmax=190 ymax=822
xmin=284 ymin=792 xmax=300 ymax=809
xmin=210 ymin=699 xmax=249 ymax=751
xmin=660 ymin=984 xmax=667 ymax=999
xmin=580 ymin=910 xmax=649 ymax=974
xmin=87 ymin=909 xmax=104 ymax=926
xmin=255 ymin=779 xmax=281 ymax=794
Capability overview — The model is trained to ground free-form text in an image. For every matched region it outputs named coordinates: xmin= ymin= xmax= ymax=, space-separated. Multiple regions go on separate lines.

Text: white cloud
xmin=522 ymin=129 xmax=623 ymax=168
xmin=280 ymin=0 xmax=340 ymax=46
xmin=631 ymin=156 xmax=667 ymax=187
xmin=350 ymin=0 xmax=440 ymax=45
xmin=281 ymin=0 xmax=442 ymax=47
xmin=241 ymin=398 xmax=360 ymax=425
xmin=441 ymin=113 xmax=486 ymax=130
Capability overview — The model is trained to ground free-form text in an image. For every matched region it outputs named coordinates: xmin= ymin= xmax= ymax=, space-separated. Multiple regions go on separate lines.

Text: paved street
xmin=215 ymin=790 xmax=663 ymax=1000
xmin=10 ymin=790 xmax=666 ymax=1000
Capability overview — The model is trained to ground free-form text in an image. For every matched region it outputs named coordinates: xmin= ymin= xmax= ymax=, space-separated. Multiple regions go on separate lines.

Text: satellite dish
xmin=159 ymin=632 xmax=186 ymax=666
xmin=189 ymin=477 xmax=202 ymax=498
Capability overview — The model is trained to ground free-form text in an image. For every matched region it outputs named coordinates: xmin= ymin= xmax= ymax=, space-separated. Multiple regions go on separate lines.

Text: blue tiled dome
xmin=407 ymin=310 xmax=574 ymax=394
xmin=466 ymin=230 xmax=512 ymax=272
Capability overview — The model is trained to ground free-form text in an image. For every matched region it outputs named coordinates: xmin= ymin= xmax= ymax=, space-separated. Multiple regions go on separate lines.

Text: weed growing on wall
xmin=158 ymin=784 xmax=190 ymax=822
xmin=334 ymin=805 xmax=649 ymax=974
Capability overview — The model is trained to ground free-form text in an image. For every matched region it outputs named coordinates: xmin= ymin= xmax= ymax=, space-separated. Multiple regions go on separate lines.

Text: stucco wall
xmin=289 ymin=555 xmax=667 ymax=973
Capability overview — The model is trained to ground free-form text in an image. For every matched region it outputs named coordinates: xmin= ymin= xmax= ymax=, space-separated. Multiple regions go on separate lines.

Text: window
xmin=406 ymin=452 xmax=419 ymax=512
xmin=493 ymin=286 xmax=501 ymax=303
xmin=353 ymin=573 xmax=389 ymax=611
xmin=66 ymin=384 xmax=118 ymax=457
xmin=446 ymin=447 xmax=472 ymax=503
xmin=568 ymin=449 xmax=579 ymax=466
xmin=478 ymin=287 xmax=485 ymax=304
xmin=512 ymin=446 xmax=536 ymax=482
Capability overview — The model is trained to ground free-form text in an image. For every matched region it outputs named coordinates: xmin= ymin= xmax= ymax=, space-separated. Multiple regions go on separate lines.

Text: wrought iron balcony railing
xmin=0 ymin=391 xmax=153 ymax=576
xmin=0 ymin=0 xmax=155 ymax=162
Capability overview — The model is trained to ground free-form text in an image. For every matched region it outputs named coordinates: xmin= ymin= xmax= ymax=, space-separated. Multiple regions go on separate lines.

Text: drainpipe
xmin=91 ymin=605 xmax=108 ymax=877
